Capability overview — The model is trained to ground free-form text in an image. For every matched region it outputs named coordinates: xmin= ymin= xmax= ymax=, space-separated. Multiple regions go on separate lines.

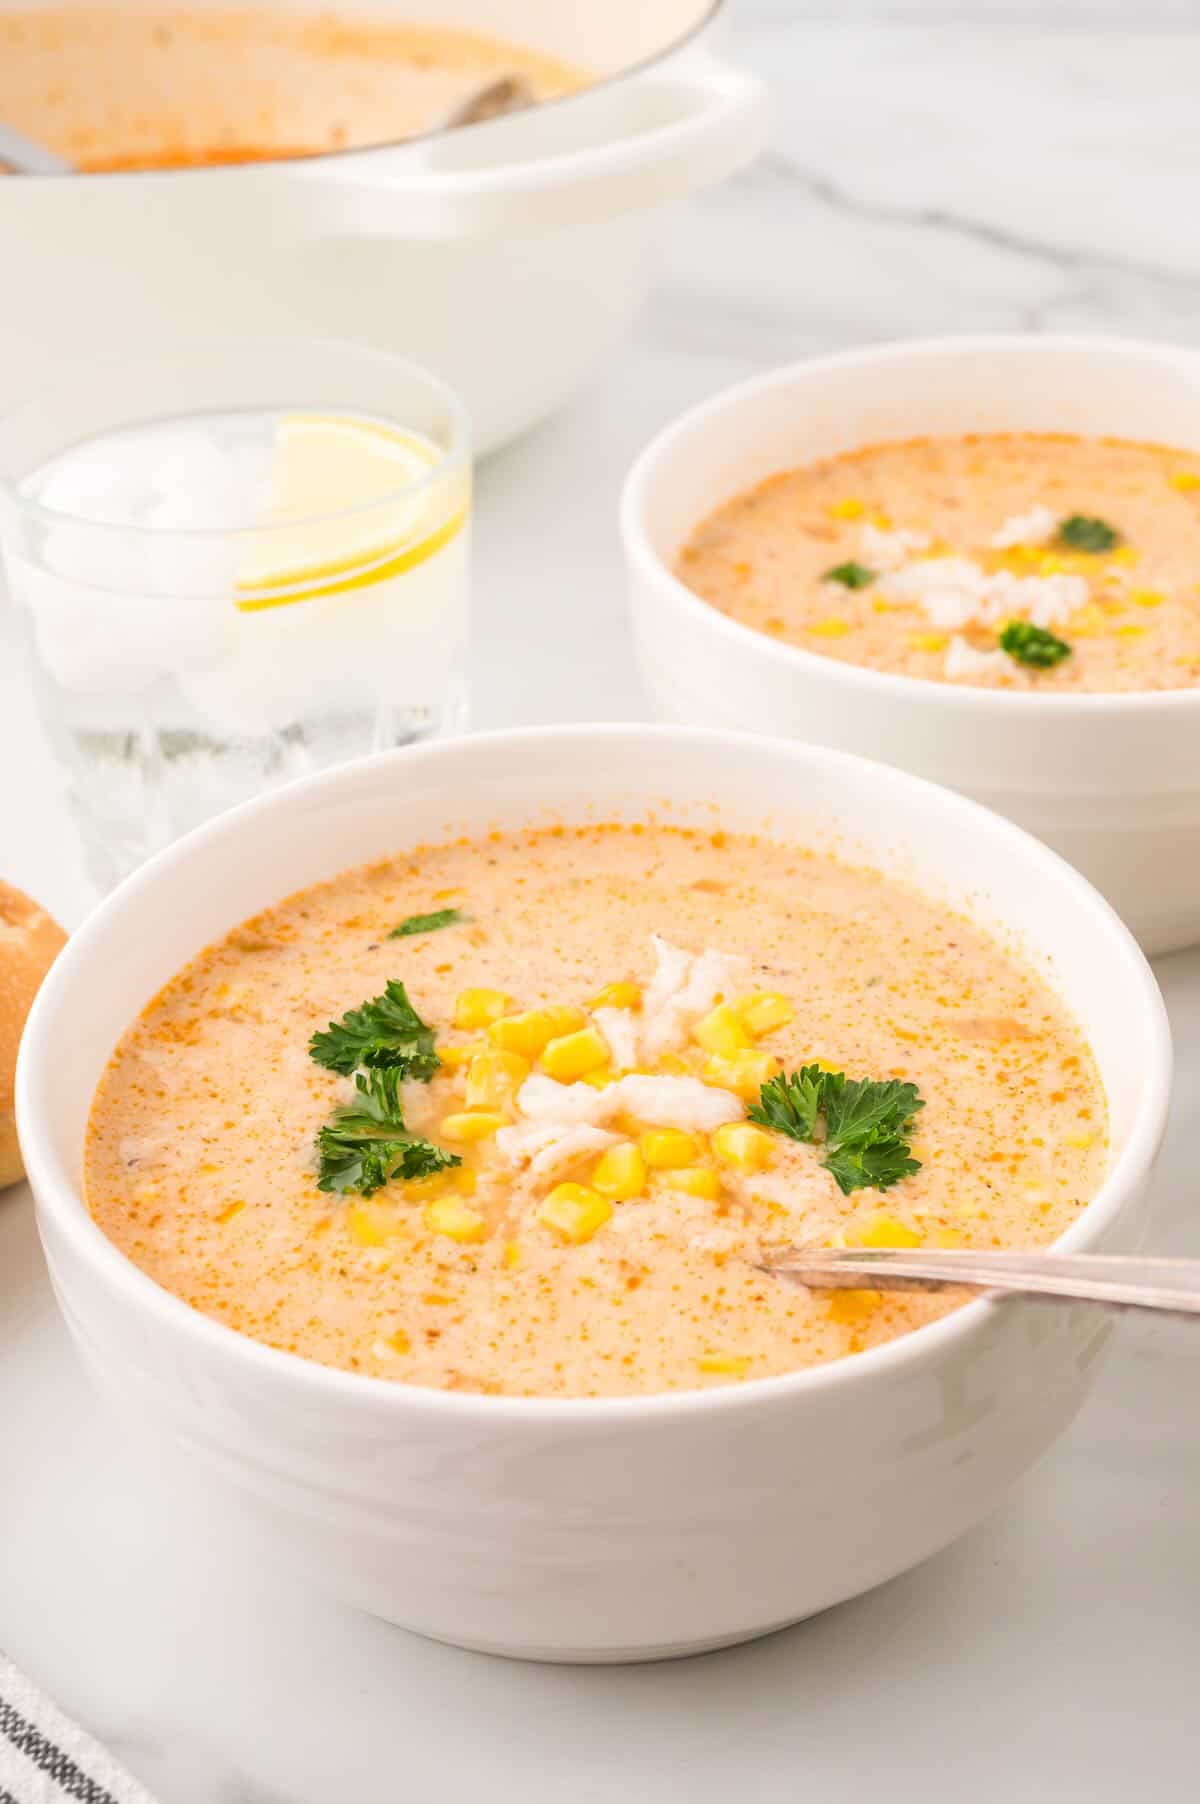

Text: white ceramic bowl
xmin=621 ymin=335 xmax=1200 ymax=955
xmin=0 ymin=0 xmax=765 ymax=454
xmin=17 ymin=727 xmax=1170 ymax=1662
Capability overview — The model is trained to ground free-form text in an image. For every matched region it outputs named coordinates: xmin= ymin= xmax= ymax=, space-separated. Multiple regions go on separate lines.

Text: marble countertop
xmin=4 ymin=6 xmax=1200 ymax=1800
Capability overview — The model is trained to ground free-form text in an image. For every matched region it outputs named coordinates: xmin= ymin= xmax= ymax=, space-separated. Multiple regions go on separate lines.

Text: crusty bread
xmin=0 ymin=881 xmax=67 ymax=1189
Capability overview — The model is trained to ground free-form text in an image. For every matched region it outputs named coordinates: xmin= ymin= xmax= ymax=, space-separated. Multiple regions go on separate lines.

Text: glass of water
xmin=0 ymin=341 xmax=471 ymax=893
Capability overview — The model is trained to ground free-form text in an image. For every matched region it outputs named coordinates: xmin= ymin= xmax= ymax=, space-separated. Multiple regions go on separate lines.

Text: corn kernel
xmin=1116 ymin=623 xmax=1146 ymax=639
xmin=454 ymin=988 xmax=512 ymax=1030
xmin=540 ymin=1025 xmax=610 ymax=1082
xmin=909 ymin=631 xmax=949 ymax=653
xmin=403 ymin=1166 xmax=459 ymax=1203
xmin=1110 ymin=545 xmax=1139 ymax=566
xmin=704 ymin=1049 xmax=780 ymax=1101
xmin=425 ymin=1197 xmax=488 ymax=1243
xmin=733 ymin=991 xmax=795 ymax=1038
xmin=811 ymin=617 xmax=850 ymax=638
xmin=537 ymin=1183 xmax=613 ymax=1244
xmin=489 ymin=1005 xmax=586 ymax=1058
xmin=657 ymin=1050 xmax=696 ymax=1077
xmin=1130 ymin=587 xmax=1165 ymax=609
xmin=828 ymin=497 xmax=864 ymax=519
xmin=590 ymin=981 xmax=642 ymax=1011
xmin=1037 ymin=553 xmax=1066 ymax=576
xmin=933 ymin=1227 xmax=964 ymax=1248
xmin=580 ymin=1066 xmax=617 ymax=1089
xmin=697 ymin=1354 xmax=750 ymax=1378
xmin=871 ymin=597 xmax=898 ymax=613
xmin=868 ymin=510 xmax=893 ymax=529
xmin=851 ymin=1211 xmax=922 ymax=1249
xmin=828 ymin=1288 xmax=882 ymax=1323
xmin=1171 ymin=470 xmax=1200 ymax=491
xmin=640 ymin=1129 xmax=702 ymax=1169
xmin=666 ymin=1166 xmax=721 ymax=1200
xmin=1067 ymin=603 xmax=1107 ymax=637
xmin=347 ymin=1200 xmax=403 ymax=1246
xmin=692 ymin=1003 xmax=751 ymax=1058
xmin=503 ymin=1240 xmax=522 ymax=1270
xmin=439 ymin=1110 xmax=507 ymax=1143
xmin=438 ymin=1040 xmax=482 ymax=1070
xmin=591 ymin=1142 xmax=647 ymax=1200
xmin=1065 ymin=1129 xmax=1095 ymax=1149
xmin=712 ymin=1122 xmax=775 ymax=1172
xmin=465 ymin=1049 xmax=529 ymax=1109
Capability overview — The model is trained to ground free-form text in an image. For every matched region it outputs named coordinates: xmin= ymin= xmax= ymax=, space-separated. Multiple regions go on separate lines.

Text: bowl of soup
xmin=0 ymin=0 xmax=765 ymax=452
xmin=16 ymin=726 xmax=1170 ymax=1659
xmin=622 ymin=335 xmax=1200 ymax=954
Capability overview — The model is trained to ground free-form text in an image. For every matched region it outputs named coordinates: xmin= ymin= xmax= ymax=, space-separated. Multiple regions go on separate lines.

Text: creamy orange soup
xmin=85 ymin=825 xmax=1106 ymax=1397
xmin=678 ymin=433 xmax=1200 ymax=692
xmin=0 ymin=7 xmax=586 ymax=170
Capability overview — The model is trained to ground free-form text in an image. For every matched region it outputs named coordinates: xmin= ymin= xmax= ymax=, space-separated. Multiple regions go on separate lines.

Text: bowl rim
xmin=621 ymin=331 xmax=1200 ymax=719
xmin=16 ymin=723 xmax=1173 ymax=1425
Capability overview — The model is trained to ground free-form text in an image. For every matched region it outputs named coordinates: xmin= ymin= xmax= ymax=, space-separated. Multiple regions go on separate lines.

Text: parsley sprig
xmin=309 ymin=980 xmax=458 ymax=1196
xmin=823 ymin=561 xmax=876 ymax=590
xmin=1056 ymin=514 xmax=1121 ymax=553
xmin=749 ymin=1064 xmax=924 ymax=1195
xmin=310 ymin=979 xmax=439 ymax=1079
xmin=999 ymin=621 xmax=1072 ymax=669
xmin=315 ymin=1067 xmax=461 ymax=1196
xmin=389 ymin=907 xmax=465 ymax=940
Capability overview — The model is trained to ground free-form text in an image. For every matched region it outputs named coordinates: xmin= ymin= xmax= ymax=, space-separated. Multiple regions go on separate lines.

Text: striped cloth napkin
xmin=0 ymin=1653 xmax=159 ymax=1804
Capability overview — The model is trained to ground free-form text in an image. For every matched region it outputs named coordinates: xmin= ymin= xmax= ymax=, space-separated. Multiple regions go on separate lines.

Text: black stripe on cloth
xmin=2 ymin=1787 xmax=25 ymax=1804
xmin=0 ymin=1693 xmax=123 ymax=1804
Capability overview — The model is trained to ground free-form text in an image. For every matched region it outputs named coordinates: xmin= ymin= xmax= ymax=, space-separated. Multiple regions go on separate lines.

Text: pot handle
xmin=296 ymin=56 xmax=767 ymax=239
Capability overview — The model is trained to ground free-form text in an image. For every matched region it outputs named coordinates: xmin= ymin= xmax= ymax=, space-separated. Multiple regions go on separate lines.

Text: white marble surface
xmin=5 ymin=6 xmax=1200 ymax=1800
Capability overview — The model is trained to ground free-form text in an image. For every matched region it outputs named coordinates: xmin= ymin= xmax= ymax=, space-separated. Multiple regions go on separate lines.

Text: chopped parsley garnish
xmin=309 ymin=979 xmax=439 ymax=1079
xmin=999 ymin=620 xmax=1072 ymax=669
xmin=823 ymin=561 xmax=876 ymax=590
xmin=389 ymin=907 xmax=465 ymax=940
xmin=749 ymin=1065 xmax=924 ymax=1195
xmin=748 ymin=1063 xmax=827 ymax=1142
xmin=315 ymin=1067 xmax=460 ymax=1196
xmin=1056 ymin=514 xmax=1121 ymax=553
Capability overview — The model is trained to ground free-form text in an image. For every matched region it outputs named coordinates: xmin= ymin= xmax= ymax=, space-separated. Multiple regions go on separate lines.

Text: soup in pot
xmin=0 ymin=5 xmax=587 ymax=170
xmin=85 ymin=823 xmax=1107 ymax=1397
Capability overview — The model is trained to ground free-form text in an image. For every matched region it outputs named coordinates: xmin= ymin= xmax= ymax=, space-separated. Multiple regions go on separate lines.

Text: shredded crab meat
xmin=989 ymin=504 xmax=1056 ymax=549
xmin=494 ymin=1120 xmax=621 ymax=1177
xmin=859 ymin=522 xmax=932 ymax=571
xmin=640 ymin=935 xmax=752 ymax=1059
xmin=513 ymin=1071 xmax=742 ymax=1137
xmin=877 ymin=556 xmax=1087 ymax=632
xmin=591 ymin=1006 xmax=640 ymax=1071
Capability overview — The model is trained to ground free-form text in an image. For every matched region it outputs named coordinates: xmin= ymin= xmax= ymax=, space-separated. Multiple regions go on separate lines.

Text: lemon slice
xmin=234 ymin=413 xmax=467 ymax=611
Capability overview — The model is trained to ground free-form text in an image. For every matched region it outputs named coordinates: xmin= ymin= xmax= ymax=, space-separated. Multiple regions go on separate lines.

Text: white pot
xmin=16 ymin=727 xmax=1170 ymax=1662
xmin=0 ymin=1 xmax=764 ymax=453
xmin=621 ymin=335 xmax=1200 ymax=955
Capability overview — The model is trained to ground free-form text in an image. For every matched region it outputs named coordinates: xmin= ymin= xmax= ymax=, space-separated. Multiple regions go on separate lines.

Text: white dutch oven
xmin=622 ymin=336 xmax=1200 ymax=955
xmin=17 ymin=727 xmax=1170 ymax=1662
xmin=0 ymin=0 xmax=765 ymax=452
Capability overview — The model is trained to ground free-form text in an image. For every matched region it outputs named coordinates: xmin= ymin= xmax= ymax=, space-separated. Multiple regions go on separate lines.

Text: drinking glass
xmin=0 ymin=341 xmax=471 ymax=892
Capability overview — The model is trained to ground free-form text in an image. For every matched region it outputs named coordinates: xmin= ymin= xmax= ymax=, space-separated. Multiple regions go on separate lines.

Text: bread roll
xmin=0 ymin=881 xmax=67 ymax=1189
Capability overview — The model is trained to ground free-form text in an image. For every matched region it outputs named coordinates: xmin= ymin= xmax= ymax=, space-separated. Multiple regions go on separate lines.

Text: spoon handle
xmin=768 ymin=1249 xmax=1200 ymax=1318
xmin=0 ymin=122 xmax=71 ymax=175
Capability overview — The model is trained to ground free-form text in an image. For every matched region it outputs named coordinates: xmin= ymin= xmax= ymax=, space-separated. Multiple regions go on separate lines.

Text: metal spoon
xmin=767 ymin=1247 xmax=1200 ymax=1320
xmin=433 ymin=73 xmax=537 ymax=133
xmin=0 ymin=121 xmax=71 ymax=175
